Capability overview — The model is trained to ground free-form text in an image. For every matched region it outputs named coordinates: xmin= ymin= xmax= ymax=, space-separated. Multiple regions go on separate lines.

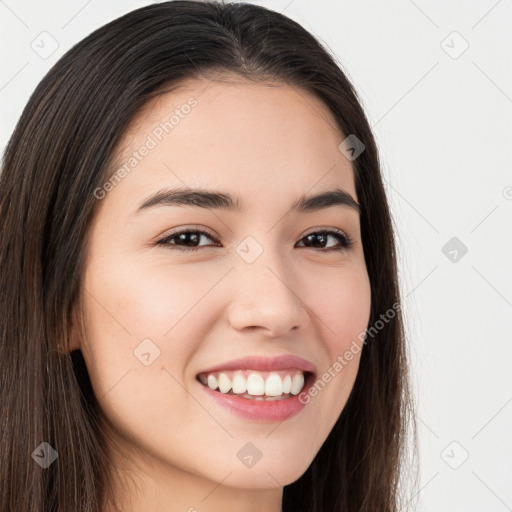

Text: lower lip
xmin=198 ymin=373 xmax=315 ymax=422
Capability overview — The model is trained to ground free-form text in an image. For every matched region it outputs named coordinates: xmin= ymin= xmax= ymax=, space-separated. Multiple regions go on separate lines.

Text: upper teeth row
xmin=200 ymin=371 xmax=306 ymax=396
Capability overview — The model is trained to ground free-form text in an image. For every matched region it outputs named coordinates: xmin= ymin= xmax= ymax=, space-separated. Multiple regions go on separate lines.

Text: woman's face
xmin=74 ymin=76 xmax=371 ymax=507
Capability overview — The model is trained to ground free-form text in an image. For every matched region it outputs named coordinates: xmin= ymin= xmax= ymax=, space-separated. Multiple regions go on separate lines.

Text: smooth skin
xmin=70 ymin=74 xmax=372 ymax=512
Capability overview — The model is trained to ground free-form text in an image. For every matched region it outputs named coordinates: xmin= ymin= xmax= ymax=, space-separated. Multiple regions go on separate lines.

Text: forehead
xmin=104 ymin=75 xmax=357 ymax=214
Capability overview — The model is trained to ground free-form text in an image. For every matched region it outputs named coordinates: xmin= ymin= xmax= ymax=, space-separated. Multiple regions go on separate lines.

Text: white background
xmin=1 ymin=1 xmax=511 ymax=510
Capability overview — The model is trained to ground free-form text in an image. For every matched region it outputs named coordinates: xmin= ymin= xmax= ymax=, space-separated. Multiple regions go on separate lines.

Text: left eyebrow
xmin=133 ymin=186 xmax=361 ymax=216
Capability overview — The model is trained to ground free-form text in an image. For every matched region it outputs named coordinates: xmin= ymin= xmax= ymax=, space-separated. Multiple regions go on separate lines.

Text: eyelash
xmin=155 ymin=227 xmax=354 ymax=253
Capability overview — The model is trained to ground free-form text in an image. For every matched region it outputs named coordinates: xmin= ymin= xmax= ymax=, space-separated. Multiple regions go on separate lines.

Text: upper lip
xmin=197 ymin=355 xmax=316 ymax=375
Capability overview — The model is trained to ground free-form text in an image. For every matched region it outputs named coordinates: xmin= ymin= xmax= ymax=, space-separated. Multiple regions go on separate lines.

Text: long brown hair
xmin=0 ymin=1 xmax=418 ymax=510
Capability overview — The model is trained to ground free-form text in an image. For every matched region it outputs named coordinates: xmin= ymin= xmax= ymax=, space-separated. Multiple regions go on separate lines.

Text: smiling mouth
xmin=196 ymin=369 xmax=314 ymax=400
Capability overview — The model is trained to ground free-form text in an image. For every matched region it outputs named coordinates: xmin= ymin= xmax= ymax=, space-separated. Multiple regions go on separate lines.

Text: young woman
xmin=0 ymin=1 xmax=417 ymax=511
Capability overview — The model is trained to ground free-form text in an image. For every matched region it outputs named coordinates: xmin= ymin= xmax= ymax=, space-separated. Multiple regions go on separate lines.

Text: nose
xmin=226 ymin=248 xmax=310 ymax=338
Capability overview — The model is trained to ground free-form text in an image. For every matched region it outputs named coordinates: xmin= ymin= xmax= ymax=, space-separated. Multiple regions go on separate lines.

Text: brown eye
xmin=156 ymin=229 xmax=219 ymax=252
xmin=296 ymin=229 xmax=353 ymax=252
xmin=156 ymin=227 xmax=353 ymax=253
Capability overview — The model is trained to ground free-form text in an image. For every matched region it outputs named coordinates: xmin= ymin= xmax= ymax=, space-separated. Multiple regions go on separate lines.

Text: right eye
xmin=156 ymin=228 xmax=220 ymax=252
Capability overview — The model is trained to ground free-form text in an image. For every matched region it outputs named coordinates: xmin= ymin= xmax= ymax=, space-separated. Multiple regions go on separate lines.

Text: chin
xmin=216 ymin=460 xmax=310 ymax=490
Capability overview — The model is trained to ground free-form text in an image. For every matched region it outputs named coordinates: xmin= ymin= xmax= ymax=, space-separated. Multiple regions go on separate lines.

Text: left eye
xmin=156 ymin=229 xmax=220 ymax=252
xmin=156 ymin=228 xmax=353 ymax=253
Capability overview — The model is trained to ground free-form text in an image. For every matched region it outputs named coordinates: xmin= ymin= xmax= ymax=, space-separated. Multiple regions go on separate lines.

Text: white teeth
xmin=231 ymin=372 xmax=247 ymax=394
xmin=282 ymin=375 xmax=292 ymax=394
xmin=246 ymin=373 xmax=265 ymax=395
xmin=207 ymin=374 xmax=218 ymax=390
xmin=265 ymin=373 xmax=283 ymax=396
xmin=202 ymin=370 xmax=306 ymax=398
xmin=290 ymin=373 xmax=305 ymax=395
xmin=218 ymin=373 xmax=232 ymax=393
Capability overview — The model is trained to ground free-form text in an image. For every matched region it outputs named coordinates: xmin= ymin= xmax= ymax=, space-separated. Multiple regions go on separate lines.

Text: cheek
xmin=310 ymin=266 xmax=372 ymax=347
xmin=303 ymin=267 xmax=371 ymax=423
xmin=79 ymin=259 xmax=206 ymax=443
xmin=79 ymin=256 xmax=231 ymax=400
xmin=84 ymin=255 xmax=224 ymax=344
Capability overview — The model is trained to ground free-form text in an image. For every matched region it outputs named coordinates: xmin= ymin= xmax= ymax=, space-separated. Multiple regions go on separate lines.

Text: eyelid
xmin=302 ymin=226 xmax=347 ymax=238
xmin=156 ymin=224 xmax=218 ymax=241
